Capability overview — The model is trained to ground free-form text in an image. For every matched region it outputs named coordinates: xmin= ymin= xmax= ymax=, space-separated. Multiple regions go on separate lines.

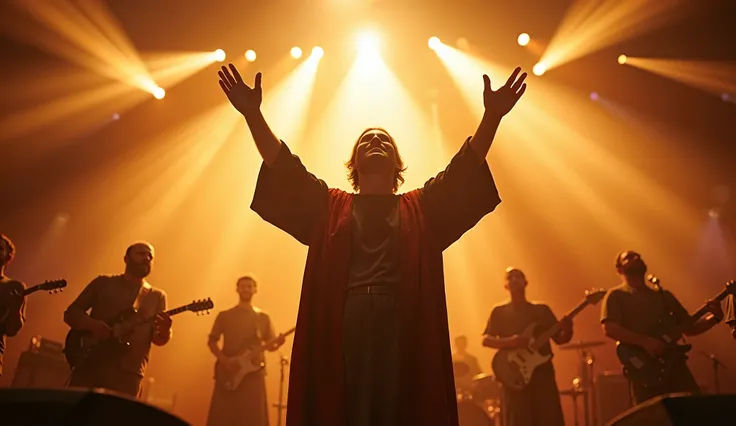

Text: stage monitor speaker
xmin=596 ymin=371 xmax=632 ymax=426
xmin=11 ymin=351 xmax=70 ymax=389
xmin=0 ymin=388 xmax=189 ymax=426
xmin=606 ymin=393 xmax=736 ymax=426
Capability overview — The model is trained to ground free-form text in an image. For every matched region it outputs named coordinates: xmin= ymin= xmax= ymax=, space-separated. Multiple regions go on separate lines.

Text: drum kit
xmin=453 ymin=361 xmax=501 ymax=426
xmin=453 ymin=340 xmax=606 ymax=426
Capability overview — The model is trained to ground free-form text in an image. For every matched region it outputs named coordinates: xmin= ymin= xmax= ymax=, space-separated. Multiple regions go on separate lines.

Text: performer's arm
xmin=64 ymin=277 xmax=110 ymax=336
xmin=0 ymin=281 xmax=26 ymax=336
xmin=217 ymin=65 xmax=282 ymax=165
xmin=207 ymin=313 xmax=227 ymax=362
xmin=482 ymin=334 xmax=529 ymax=349
xmin=152 ymin=292 xmax=172 ymax=346
xmin=481 ymin=308 xmax=529 ymax=349
xmin=602 ymin=321 xmax=652 ymax=348
xmin=468 ymin=67 xmax=527 ymax=160
xmin=546 ymin=306 xmax=573 ymax=345
xmin=244 ymin=108 xmax=282 ymax=167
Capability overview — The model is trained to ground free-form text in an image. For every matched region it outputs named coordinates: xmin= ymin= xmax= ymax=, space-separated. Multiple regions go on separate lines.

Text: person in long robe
xmin=217 ymin=62 xmax=527 ymax=426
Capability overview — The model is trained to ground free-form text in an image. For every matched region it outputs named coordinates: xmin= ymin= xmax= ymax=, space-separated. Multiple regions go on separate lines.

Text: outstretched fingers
xmin=511 ymin=72 xmax=528 ymax=94
xmin=483 ymin=74 xmax=492 ymax=91
xmin=218 ymin=70 xmax=233 ymax=91
xmin=220 ymin=65 xmax=237 ymax=87
xmin=229 ymin=63 xmax=244 ymax=84
xmin=516 ymin=83 xmax=527 ymax=98
xmin=219 ymin=79 xmax=230 ymax=95
xmin=504 ymin=67 xmax=521 ymax=87
xmin=254 ymin=72 xmax=262 ymax=90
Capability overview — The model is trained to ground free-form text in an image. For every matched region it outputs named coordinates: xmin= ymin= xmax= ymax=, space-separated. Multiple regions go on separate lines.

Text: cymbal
xmin=559 ymin=340 xmax=606 ymax=350
xmin=453 ymin=361 xmax=470 ymax=377
xmin=472 ymin=372 xmax=495 ymax=382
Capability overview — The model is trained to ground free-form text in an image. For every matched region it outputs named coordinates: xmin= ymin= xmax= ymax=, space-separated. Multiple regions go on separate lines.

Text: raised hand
xmin=218 ymin=64 xmax=262 ymax=116
xmin=482 ymin=67 xmax=527 ymax=118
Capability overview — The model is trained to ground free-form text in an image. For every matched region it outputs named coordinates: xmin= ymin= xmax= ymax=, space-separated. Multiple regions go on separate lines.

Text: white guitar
xmin=217 ymin=327 xmax=296 ymax=391
xmin=491 ymin=289 xmax=606 ymax=391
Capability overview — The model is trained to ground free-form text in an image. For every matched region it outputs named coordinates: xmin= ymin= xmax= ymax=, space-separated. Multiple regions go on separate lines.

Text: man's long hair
xmin=345 ymin=127 xmax=407 ymax=193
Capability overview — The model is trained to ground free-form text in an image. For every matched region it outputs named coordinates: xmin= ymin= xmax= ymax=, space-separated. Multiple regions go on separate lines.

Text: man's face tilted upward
xmin=354 ymin=129 xmax=398 ymax=177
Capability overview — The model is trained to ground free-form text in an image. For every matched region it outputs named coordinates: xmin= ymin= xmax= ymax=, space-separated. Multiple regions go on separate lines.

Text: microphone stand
xmin=274 ymin=354 xmax=289 ymax=426
xmin=701 ymin=351 xmax=727 ymax=394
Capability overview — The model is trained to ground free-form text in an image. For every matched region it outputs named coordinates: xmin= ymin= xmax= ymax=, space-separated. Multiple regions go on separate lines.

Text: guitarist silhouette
xmin=206 ymin=275 xmax=286 ymax=426
xmin=482 ymin=267 xmax=572 ymax=426
xmin=63 ymin=242 xmax=173 ymax=397
xmin=0 ymin=234 xmax=26 ymax=377
xmin=601 ymin=250 xmax=724 ymax=404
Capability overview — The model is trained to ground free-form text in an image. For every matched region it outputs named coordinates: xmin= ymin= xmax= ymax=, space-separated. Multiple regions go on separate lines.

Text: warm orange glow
xmin=214 ymin=49 xmax=226 ymax=62
xmin=311 ymin=46 xmax=324 ymax=58
xmin=624 ymin=57 xmax=736 ymax=97
xmin=533 ymin=62 xmax=547 ymax=76
xmin=290 ymin=47 xmax=302 ymax=59
xmin=245 ymin=49 xmax=257 ymax=62
xmin=618 ymin=54 xmax=628 ymax=65
xmin=538 ymin=0 xmax=688 ymax=71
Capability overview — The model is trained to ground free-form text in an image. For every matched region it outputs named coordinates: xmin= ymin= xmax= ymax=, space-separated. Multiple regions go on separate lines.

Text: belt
xmin=347 ymin=285 xmax=394 ymax=295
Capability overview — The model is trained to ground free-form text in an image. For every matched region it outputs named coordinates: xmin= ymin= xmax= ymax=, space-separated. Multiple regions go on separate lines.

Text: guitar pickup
xmin=630 ymin=356 xmax=644 ymax=369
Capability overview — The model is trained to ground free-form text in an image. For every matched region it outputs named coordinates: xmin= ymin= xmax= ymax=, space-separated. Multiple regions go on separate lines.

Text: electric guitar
xmin=492 ymin=289 xmax=607 ymax=391
xmin=0 ymin=279 xmax=67 ymax=319
xmin=616 ymin=280 xmax=735 ymax=387
xmin=63 ymin=298 xmax=213 ymax=369
xmin=216 ymin=326 xmax=296 ymax=391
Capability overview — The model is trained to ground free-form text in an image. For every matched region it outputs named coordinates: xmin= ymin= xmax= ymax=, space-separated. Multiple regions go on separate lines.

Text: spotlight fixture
xmin=428 ymin=36 xmax=441 ymax=50
xmin=517 ymin=33 xmax=530 ymax=47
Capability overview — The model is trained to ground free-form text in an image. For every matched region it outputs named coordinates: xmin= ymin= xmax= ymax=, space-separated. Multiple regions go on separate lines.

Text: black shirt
xmin=347 ymin=194 xmax=401 ymax=288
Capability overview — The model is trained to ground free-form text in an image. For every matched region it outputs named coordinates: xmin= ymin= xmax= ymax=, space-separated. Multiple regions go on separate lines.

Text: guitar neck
xmin=664 ymin=286 xmax=732 ymax=341
xmin=247 ymin=327 xmax=296 ymax=355
xmin=137 ymin=305 xmax=191 ymax=325
xmin=531 ymin=300 xmax=589 ymax=352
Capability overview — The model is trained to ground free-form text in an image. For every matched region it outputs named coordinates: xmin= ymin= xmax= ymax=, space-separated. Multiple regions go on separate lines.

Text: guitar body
xmin=216 ymin=348 xmax=266 ymax=391
xmin=63 ymin=307 xmax=137 ymax=369
xmin=492 ymin=323 xmax=551 ymax=391
xmin=616 ymin=341 xmax=692 ymax=387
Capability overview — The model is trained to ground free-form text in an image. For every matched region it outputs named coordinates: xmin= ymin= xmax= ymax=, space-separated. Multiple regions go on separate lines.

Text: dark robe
xmin=251 ymin=138 xmax=501 ymax=426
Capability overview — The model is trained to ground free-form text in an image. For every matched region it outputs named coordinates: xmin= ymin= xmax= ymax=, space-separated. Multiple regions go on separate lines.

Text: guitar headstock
xmin=585 ymin=288 xmax=607 ymax=305
xmin=187 ymin=298 xmax=214 ymax=315
xmin=725 ymin=280 xmax=736 ymax=295
xmin=27 ymin=279 xmax=67 ymax=295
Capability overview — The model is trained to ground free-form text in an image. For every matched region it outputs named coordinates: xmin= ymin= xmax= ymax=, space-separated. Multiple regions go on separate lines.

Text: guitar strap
xmin=132 ymin=282 xmax=153 ymax=314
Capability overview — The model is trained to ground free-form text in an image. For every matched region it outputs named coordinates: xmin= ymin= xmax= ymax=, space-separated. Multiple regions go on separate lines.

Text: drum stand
xmin=701 ymin=351 xmax=727 ymax=394
xmin=273 ymin=354 xmax=289 ymax=426
xmin=575 ymin=348 xmax=596 ymax=426
xmin=565 ymin=386 xmax=588 ymax=426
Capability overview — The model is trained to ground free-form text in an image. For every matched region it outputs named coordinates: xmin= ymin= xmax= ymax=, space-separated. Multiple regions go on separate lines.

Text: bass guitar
xmin=216 ymin=326 xmax=295 ymax=391
xmin=492 ymin=288 xmax=606 ymax=391
xmin=616 ymin=279 xmax=735 ymax=387
xmin=63 ymin=298 xmax=213 ymax=369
